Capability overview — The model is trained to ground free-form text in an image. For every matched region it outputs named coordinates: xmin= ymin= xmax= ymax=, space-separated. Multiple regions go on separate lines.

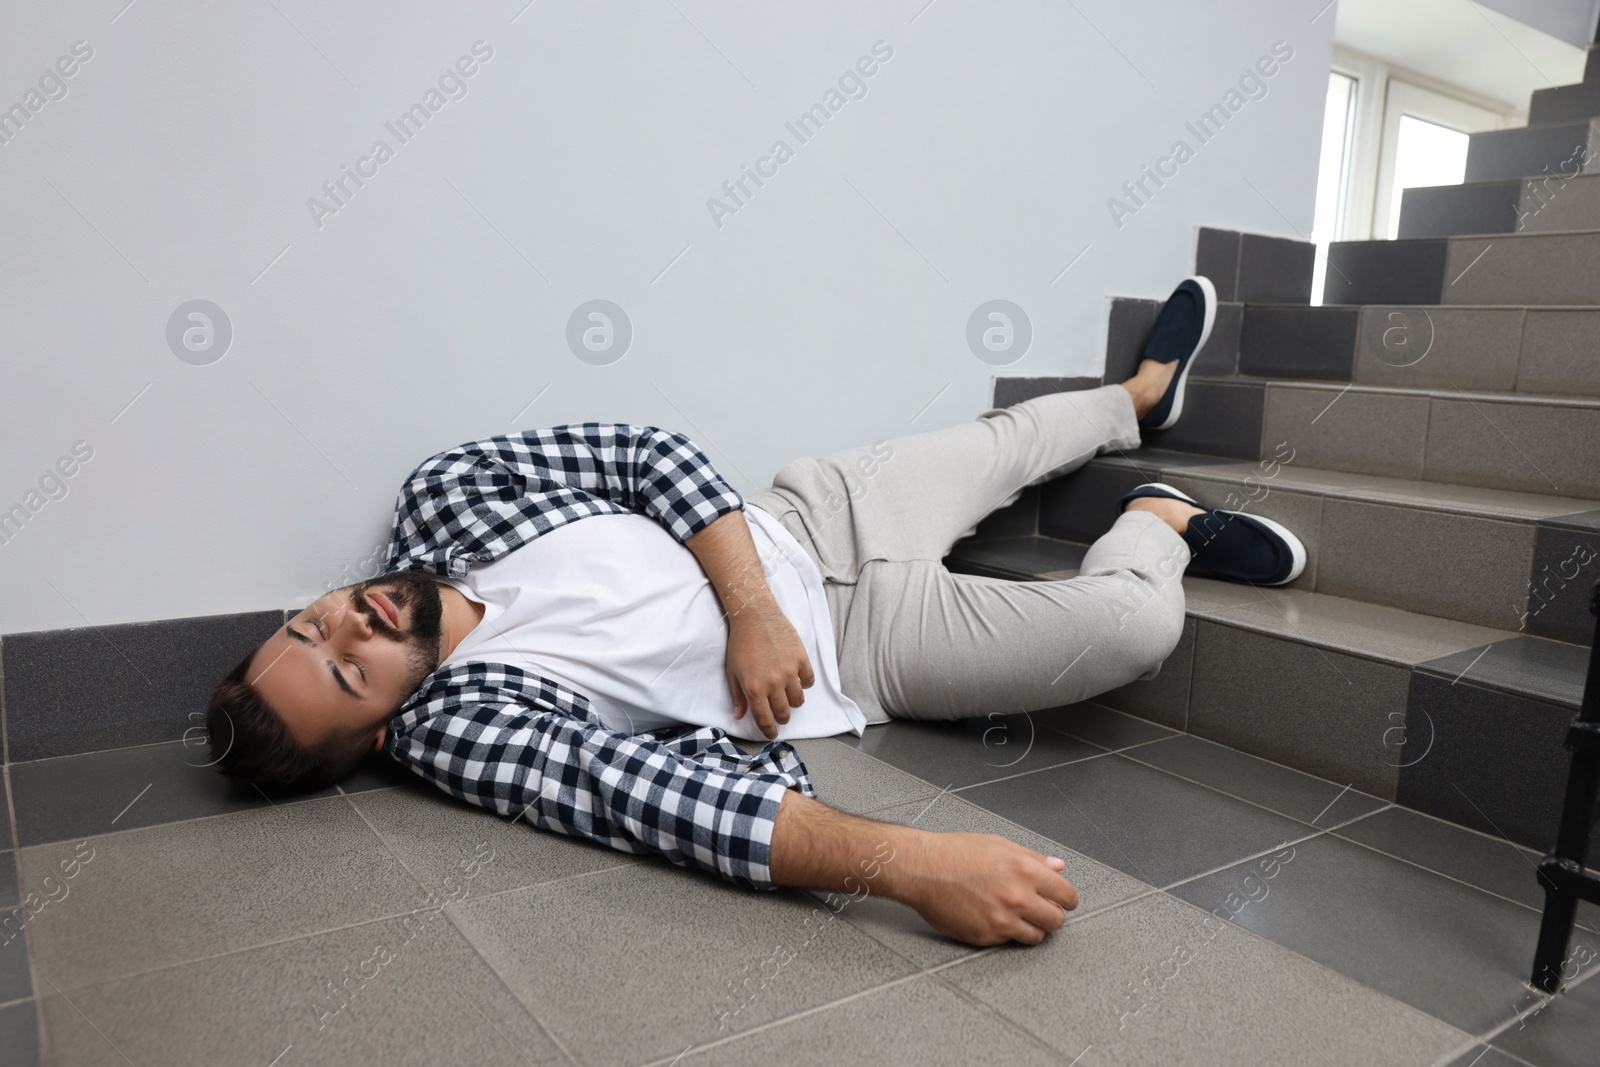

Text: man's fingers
xmin=767 ymin=684 xmax=791 ymax=724
xmin=748 ymin=693 xmax=779 ymax=739
xmin=1006 ymin=919 xmax=1048 ymax=946
xmin=1019 ymin=893 xmax=1068 ymax=934
xmin=785 ymin=678 xmax=805 ymax=712
xmin=1038 ymin=869 xmax=1080 ymax=912
xmin=799 ymin=655 xmax=815 ymax=689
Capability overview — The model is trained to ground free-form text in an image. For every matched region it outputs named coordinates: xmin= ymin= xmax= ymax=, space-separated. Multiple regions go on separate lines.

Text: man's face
xmin=249 ymin=571 xmax=446 ymax=750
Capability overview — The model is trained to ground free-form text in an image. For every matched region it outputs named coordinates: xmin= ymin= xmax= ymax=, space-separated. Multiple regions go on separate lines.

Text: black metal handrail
xmin=1529 ymin=582 xmax=1600 ymax=993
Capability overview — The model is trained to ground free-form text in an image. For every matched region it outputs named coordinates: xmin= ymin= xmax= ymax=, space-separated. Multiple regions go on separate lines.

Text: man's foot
xmin=1124 ymin=277 xmax=1216 ymax=431
xmin=1123 ymin=493 xmax=1204 ymax=536
xmin=1120 ymin=482 xmax=1306 ymax=586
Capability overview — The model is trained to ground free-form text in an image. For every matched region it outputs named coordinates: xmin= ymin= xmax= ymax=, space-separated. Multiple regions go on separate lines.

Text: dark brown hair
xmin=206 ymin=652 xmax=374 ymax=795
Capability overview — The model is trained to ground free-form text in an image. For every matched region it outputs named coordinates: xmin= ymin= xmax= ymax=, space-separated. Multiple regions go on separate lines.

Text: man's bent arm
xmin=769 ymin=790 xmax=1081 ymax=946
xmin=385 ymin=424 xmax=744 ymax=576
xmin=685 ymin=511 xmax=814 ymax=739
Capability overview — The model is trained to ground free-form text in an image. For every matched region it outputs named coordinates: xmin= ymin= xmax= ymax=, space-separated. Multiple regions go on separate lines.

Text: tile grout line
xmin=0 ymin=655 xmax=42 ymax=1063
xmin=2 ymin=634 xmax=10 ymax=769
xmin=632 ymin=966 xmax=945 ymax=1067
xmin=1153 ymin=825 xmax=1330 ymax=896
xmin=938 ymin=710 xmax=1600 ymax=1056
xmin=637 ymin=885 xmax=1177 ymax=1067
xmin=15 ymin=782 xmax=361 ymax=852
xmin=942 ymin=731 xmax=1177 ymax=797
xmin=1113 ymin=742 xmax=1387 ymax=834
xmin=30 ymin=837 xmax=644 ymax=1000
xmin=433 ymin=905 xmax=583 ymax=1067
xmin=10 ymin=735 xmax=203 ymax=767
xmin=1150 ymin=873 xmax=1485 ymax=1055
xmin=336 ymin=793 xmax=585 ymax=1067
xmin=1330 ymin=830 xmax=1600 ymax=934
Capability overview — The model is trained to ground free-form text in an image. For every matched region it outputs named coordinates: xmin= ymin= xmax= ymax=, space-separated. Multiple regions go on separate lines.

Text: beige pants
xmin=747 ymin=385 xmax=1189 ymax=723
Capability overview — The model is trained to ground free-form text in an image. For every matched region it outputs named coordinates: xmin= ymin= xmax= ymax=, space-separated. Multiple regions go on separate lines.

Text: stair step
xmin=1530 ymin=82 xmax=1600 ymax=126
xmin=943 ymin=533 xmax=1593 ymax=850
xmin=1464 ymin=119 xmax=1599 ymax=183
xmin=1399 ymin=172 xmax=1600 ymax=239
xmin=1397 ymin=180 xmax=1523 ymax=239
xmin=1220 ymin=302 xmax=1600 ymax=398
xmin=1008 ymin=448 xmax=1595 ymax=632
xmin=1325 ymin=230 xmax=1600 ymax=306
xmin=1228 ymin=376 xmax=1600 ymax=498
xmin=1137 ymin=369 xmax=1600 ymax=498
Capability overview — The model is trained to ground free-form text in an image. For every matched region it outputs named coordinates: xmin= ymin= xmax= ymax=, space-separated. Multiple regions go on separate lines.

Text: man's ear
xmin=372 ymin=724 xmax=387 ymax=752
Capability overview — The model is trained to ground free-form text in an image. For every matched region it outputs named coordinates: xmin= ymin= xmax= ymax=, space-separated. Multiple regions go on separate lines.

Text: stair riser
xmin=1398 ymin=182 xmax=1521 ymax=240
xmin=1038 ymin=459 xmax=1536 ymax=631
xmin=1101 ymin=617 xmax=1583 ymax=851
xmin=1465 ymin=120 xmax=1600 ymax=183
xmin=1104 ymin=297 xmax=1242 ymax=385
xmin=1397 ymin=172 xmax=1600 ymax=239
xmin=1325 ymin=232 xmax=1600 ymax=306
xmin=1237 ymin=306 xmax=1356 ymax=380
xmin=1516 ymin=168 xmax=1600 ymax=232
xmin=1531 ymin=83 xmax=1600 ymax=126
xmin=1446 ymin=233 xmax=1600 ymax=304
xmin=1228 ymin=304 xmax=1600 ymax=398
xmin=1526 ymin=517 xmax=1600 ymax=644
xmin=1260 ymin=384 xmax=1600 ymax=498
xmin=1195 ymin=228 xmax=1315 ymax=304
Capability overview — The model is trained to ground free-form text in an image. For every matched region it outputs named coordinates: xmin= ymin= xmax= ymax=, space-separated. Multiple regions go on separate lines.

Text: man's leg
xmin=839 ymin=508 xmax=1189 ymax=721
xmin=762 ymin=383 xmax=1147 ymax=576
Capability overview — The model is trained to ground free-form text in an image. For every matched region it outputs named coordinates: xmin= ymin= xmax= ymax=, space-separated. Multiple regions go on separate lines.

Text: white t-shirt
xmin=437 ymin=507 xmax=865 ymax=742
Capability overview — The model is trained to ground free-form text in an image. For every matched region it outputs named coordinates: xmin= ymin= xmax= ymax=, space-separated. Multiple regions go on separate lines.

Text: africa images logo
xmin=305 ymin=41 xmax=495 ymax=229
xmin=1106 ymin=40 xmax=1295 ymax=229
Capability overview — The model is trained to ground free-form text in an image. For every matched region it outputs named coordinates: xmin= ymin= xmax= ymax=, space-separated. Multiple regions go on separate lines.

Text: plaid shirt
xmin=379 ymin=425 xmax=815 ymax=890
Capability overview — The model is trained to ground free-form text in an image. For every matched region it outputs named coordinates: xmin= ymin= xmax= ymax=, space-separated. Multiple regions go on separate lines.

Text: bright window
xmin=1311 ymin=72 xmax=1358 ymax=306
xmin=1384 ymin=115 xmax=1471 ymax=239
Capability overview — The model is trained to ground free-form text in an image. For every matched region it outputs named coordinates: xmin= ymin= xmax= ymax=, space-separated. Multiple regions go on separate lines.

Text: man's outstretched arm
xmin=769 ymin=789 xmax=1080 ymax=946
xmin=391 ymin=693 xmax=1077 ymax=945
xmin=686 ymin=510 xmax=814 ymax=740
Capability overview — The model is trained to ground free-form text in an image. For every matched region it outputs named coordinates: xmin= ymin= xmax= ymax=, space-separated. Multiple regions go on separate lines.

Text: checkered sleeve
xmin=384 ymin=424 xmax=744 ymax=576
xmin=386 ymin=691 xmax=816 ymax=891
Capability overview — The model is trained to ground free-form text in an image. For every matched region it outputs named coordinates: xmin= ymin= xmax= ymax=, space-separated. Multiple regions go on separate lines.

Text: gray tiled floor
xmin=7 ymin=715 xmax=1599 ymax=1066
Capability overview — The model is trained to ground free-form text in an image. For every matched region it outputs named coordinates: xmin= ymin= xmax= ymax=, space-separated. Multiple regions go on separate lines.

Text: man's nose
xmin=330 ymin=597 xmax=375 ymax=643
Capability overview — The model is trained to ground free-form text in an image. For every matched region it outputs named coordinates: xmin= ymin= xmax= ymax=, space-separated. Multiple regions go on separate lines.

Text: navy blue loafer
xmin=1139 ymin=276 xmax=1216 ymax=431
xmin=1119 ymin=482 xmax=1306 ymax=586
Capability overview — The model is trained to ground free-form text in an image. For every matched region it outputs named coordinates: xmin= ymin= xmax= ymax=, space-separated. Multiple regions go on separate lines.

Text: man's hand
xmin=726 ymin=601 xmax=815 ymax=739
xmin=685 ymin=510 xmax=815 ymax=739
xmin=890 ymin=832 xmax=1078 ymax=946
xmin=769 ymin=792 xmax=1079 ymax=948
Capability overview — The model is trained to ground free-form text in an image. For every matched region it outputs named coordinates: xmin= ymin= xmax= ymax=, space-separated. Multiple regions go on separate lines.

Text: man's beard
xmin=350 ymin=570 xmax=446 ymax=692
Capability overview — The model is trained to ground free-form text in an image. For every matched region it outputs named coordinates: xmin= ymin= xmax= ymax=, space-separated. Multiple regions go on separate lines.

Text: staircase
xmin=948 ymin=62 xmax=1600 ymax=855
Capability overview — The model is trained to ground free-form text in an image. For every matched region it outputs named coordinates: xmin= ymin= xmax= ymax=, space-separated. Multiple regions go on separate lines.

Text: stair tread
xmin=1093 ymin=450 xmax=1599 ymax=520
xmin=1332 ymin=229 xmax=1596 ymax=249
xmin=1247 ymin=301 xmax=1600 ymax=310
xmin=1194 ymin=374 xmax=1600 ymax=411
xmin=946 ymin=534 xmax=1583 ymax=705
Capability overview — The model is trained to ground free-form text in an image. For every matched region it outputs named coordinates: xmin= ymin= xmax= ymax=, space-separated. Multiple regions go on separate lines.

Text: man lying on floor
xmin=207 ymin=276 xmax=1305 ymax=948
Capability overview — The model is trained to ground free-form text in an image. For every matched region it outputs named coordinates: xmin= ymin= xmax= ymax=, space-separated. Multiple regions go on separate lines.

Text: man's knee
xmin=1110 ymin=576 xmax=1185 ymax=677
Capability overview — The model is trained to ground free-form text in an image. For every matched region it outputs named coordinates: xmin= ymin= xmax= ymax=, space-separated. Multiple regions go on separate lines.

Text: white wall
xmin=0 ymin=0 xmax=1334 ymax=633
xmin=1478 ymin=0 xmax=1600 ymax=47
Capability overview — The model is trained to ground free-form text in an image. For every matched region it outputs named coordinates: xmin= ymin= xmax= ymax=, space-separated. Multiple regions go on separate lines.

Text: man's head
xmin=206 ymin=570 xmax=446 ymax=794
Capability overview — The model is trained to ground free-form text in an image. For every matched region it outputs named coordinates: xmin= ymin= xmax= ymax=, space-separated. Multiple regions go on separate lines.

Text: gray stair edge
xmin=1083 ymin=451 xmax=1600 ymax=522
xmin=1197 ymin=374 xmax=1600 ymax=411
